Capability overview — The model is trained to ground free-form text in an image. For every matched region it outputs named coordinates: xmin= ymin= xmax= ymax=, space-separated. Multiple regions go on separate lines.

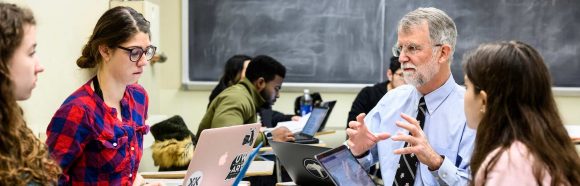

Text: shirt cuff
xmin=343 ymin=141 xmax=373 ymax=170
xmin=430 ymin=156 xmax=457 ymax=186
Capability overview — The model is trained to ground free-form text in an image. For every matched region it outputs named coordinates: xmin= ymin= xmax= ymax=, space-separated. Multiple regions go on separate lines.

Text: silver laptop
xmin=182 ymin=123 xmax=261 ymax=186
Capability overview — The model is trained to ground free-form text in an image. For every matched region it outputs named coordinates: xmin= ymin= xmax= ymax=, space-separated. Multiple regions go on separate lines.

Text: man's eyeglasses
xmin=392 ymin=43 xmax=442 ymax=57
xmin=117 ymin=45 xmax=157 ymax=62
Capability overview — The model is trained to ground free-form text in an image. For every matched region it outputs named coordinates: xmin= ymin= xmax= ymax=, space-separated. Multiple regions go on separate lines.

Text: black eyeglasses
xmin=117 ymin=45 xmax=157 ymax=62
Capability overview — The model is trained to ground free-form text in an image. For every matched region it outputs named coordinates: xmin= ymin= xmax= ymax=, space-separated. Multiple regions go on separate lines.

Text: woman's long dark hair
xmin=0 ymin=3 xmax=61 ymax=184
xmin=464 ymin=41 xmax=580 ymax=185
xmin=208 ymin=55 xmax=251 ymax=104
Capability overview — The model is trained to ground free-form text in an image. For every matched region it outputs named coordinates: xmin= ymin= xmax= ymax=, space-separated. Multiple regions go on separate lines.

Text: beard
xmin=403 ymin=56 xmax=440 ymax=87
xmin=260 ymin=90 xmax=275 ymax=106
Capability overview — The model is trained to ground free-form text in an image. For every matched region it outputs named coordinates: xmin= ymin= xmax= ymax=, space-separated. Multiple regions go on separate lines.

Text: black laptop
xmin=292 ymin=107 xmax=329 ymax=144
xmin=269 ymin=141 xmax=334 ymax=186
xmin=317 ymin=100 xmax=337 ymax=132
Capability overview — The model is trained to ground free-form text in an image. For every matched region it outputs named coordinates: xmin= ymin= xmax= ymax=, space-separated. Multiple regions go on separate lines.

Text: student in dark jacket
xmin=346 ymin=56 xmax=404 ymax=128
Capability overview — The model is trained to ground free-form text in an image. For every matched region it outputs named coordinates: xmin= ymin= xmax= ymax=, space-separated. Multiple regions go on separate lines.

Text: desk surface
xmin=140 ymin=160 xmax=274 ymax=179
xmin=144 ymin=179 xmax=251 ymax=186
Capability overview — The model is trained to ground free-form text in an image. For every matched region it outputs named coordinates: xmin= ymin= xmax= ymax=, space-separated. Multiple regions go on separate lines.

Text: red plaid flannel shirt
xmin=46 ymin=78 xmax=149 ymax=185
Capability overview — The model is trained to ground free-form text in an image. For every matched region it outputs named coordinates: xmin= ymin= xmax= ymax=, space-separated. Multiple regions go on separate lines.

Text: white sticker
xmin=185 ymin=171 xmax=203 ymax=186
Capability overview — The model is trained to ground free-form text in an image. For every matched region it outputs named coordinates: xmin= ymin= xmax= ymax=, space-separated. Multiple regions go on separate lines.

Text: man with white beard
xmin=345 ymin=7 xmax=475 ymax=186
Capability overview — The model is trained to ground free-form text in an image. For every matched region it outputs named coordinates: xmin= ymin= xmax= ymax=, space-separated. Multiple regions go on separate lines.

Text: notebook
xmin=182 ymin=123 xmax=261 ymax=186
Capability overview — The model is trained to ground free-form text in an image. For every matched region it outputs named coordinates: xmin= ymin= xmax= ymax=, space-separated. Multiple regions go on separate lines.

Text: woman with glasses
xmin=46 ymin=7 xmax=159 ymax=185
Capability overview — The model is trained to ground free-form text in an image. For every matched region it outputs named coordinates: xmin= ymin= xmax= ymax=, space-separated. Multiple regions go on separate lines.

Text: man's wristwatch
xmin=264 ymin=131 xmax=273 ymax=140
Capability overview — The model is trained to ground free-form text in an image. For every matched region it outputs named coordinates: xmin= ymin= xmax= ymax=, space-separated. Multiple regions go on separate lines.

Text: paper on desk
xmin=265 ymin=113 xmax=310 ymax=133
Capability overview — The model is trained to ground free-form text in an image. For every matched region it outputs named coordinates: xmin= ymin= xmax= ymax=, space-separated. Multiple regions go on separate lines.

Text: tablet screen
xmin=316 ymin=145 xmax=375 ymax=186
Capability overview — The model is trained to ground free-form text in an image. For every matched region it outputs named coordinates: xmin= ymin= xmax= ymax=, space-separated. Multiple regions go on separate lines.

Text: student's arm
xmin=430 ymin=123 xmax=475 ymax=186
xmin=45 ymin=105 xmax=93 ymax=184
xmin=270 ymin=110 xmax=294 ymax=126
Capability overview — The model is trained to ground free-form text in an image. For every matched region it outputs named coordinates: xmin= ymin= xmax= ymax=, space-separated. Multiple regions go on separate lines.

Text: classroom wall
xmin=10 ymin=0 xmax=580 ymax=171
xmin=152 ymin=0 xmax=580 ymax=131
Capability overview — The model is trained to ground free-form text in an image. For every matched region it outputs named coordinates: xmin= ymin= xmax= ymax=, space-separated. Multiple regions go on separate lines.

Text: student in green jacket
xmin=197 ymin=55 xmax=294 ymax=145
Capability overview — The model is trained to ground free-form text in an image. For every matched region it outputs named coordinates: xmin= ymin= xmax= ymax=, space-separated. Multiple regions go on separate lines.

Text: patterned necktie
xmin=393 ymin=97 xmax=427 ymax=186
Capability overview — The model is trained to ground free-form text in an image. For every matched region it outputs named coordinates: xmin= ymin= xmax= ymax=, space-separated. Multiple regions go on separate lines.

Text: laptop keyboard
xmin=294 ymin=133 xmax=312 ymax=141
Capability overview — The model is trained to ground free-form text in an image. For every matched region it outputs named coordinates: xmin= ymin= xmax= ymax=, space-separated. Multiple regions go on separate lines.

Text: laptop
xmin=318 ymin=100 xmax=337 ymax=132
xmin=315 ymin=145 xmax=377 ymax=186
xmin=269 ymin=141 xmax=334 ymax=186
xmin=182 ymin=123 xmax=261 ymax=186
xmin=292 ymin=107 xmax=329 ymax=144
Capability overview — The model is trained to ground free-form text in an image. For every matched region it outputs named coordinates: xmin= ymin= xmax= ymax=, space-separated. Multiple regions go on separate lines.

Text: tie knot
xmin=418 ymin=97 xmax=427 ymax=115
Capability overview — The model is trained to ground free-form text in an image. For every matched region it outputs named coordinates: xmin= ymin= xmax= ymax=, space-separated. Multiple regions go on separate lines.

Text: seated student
xmin=197 ymin=55 xmax=295 ymax=145
xmin=45 ymin=7 xmax=160 ymax=185
xmin=209 ymin=54 xmax=300 ymax=128
xmin=463 ymin=41 xmax=580 ymax=185
xmin=346 ymin=56 xmax=404 ymax=127
xmin=0 ymin=3 xmax=61 ymax=185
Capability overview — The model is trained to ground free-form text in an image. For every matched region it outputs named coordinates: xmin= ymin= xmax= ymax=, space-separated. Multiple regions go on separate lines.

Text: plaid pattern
xmin=46 ymin=78 xmax=149 ymax=185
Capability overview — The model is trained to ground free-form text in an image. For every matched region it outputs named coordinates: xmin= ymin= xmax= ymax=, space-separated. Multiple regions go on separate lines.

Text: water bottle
xmin=300 ymin=89 xmax=313 ymax=116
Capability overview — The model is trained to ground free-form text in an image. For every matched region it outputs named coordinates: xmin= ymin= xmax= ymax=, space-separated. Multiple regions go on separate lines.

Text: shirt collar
xmin=414 ymin=74 xmax=458 ymax=115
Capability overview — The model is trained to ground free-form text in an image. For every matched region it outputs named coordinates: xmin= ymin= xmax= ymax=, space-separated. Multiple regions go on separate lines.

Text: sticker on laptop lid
xmin=184 ymin=171 xmax=203 ymax=186
xmin=242 ymin=128 xmax=256 ymax=146
xmin=303 ymin=158 xmax=329 ymax=179
xmin=225 ymin=153 xmax=248 ymax=180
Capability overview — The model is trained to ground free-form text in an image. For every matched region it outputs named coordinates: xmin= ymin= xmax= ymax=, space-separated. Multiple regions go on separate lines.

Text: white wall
xmin=10 ymin=0 xmax=109 ymax=135
xmin=10 ymin=0 xmax=580 ymax=171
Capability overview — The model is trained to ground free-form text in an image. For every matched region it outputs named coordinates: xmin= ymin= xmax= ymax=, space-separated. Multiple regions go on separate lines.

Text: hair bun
xmin=76 ymin=56 xmax=96 ymax=68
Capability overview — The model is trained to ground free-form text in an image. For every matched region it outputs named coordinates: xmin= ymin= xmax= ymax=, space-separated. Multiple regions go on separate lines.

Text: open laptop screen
xmin=315 ymin=145 xmax=376 ymax=186
xmin=301 ymin=107 xmax=328 ymax=136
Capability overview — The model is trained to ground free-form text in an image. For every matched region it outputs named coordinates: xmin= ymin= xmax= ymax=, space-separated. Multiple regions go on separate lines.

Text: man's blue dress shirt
xmin=358 ymin=75 xmax=476 ymax=186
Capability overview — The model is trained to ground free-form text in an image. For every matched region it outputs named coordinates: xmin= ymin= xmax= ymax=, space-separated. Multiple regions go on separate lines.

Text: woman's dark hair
xmin=0 ymin=3 xmax=61 ymax=184
xmin=464 ymin=41 xmax=580 ymax=185
xmin=208 ymin=55 xmax=252 ymax=104
xmin=245 ymin=55 xmax=286 ymax=82
xmin=221 ymin=55 xmax=252 ymax=87
xmin=76 ymin=6 xmax=150 ymax=68
xmin=389 ymin=56 xmax=401 ymax=73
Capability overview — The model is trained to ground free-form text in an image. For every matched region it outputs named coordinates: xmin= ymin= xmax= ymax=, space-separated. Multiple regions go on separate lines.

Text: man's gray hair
xmin=398 ymin=7 xmax=457 ymax=63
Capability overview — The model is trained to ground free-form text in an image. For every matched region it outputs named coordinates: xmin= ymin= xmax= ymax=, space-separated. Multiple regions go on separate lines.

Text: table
xmin=140 ymin=160 xmax=274 ymax=179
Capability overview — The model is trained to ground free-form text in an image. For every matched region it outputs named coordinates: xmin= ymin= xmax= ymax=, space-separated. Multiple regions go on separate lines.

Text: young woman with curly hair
xmin=0 ymin=2 xmax=61 ymax=185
